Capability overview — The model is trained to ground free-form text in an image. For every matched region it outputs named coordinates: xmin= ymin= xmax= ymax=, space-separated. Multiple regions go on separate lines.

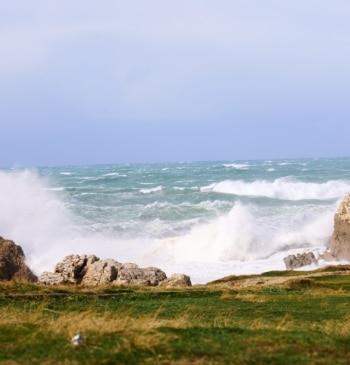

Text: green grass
xmin=1 ymin=270 xmax=350 ymax=364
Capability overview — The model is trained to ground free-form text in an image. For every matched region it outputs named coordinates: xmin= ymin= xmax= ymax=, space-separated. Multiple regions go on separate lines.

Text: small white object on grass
xmin=71 ymin=333 xmax=84 ymax=346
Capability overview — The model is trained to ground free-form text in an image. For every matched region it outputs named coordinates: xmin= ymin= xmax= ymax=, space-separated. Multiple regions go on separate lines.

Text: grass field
xmin=1 ymin=267 xmax=350 ymax=364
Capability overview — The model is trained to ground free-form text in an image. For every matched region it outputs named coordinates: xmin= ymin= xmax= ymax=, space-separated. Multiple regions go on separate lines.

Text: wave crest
xmin=140 ymin=186 xmax=163 ymax=194
xmin=155 ymin=202 xmax=335 ymax=263
xmin=201 ymin=178 xmax=350 ymax=200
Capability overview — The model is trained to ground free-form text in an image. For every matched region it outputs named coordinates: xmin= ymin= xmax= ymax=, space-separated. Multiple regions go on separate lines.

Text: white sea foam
xmin=78 ymin=176 xmax=100 ymax=181
xmin=172 ymin=203 xmax=259 ymax=261
xmin=201 ymin=178 xmax=350 ymax=200
xmin=151 ymin=202 xmax=334 ymax=263
xmin=46 ymin=187 xmax=65 ymax=191
xmin=142 ymin=201 xmax=338 ymax=283
xmin=173 ymin=186 xmax=199 ymax=191
xmin=141 ymin=199 xmax=229 ymax=212
xmin=103 ymin=172 xmax=127 ymax=177
xmin=140 ymin=186 xmax=163 ymax=194
xmin=173 ymin=186 xmax=185 ymax=191
xmin=223 ymin=163 xmax=250 ymax=170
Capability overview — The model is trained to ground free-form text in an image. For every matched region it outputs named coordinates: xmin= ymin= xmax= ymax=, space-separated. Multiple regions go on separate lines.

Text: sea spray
xmin=153 ymin=202 xmax=337 ymax=263
xmin=166 ymin=203 xmax=258 ymax=262
xmin=0 ymin=170 xmax=79 ymax=272
xmin=0 ymin=170 xmax=69 ymax=246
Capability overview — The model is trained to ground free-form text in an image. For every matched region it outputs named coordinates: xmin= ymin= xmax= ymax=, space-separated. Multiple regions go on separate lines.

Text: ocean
xmin=1 ymin=157 xmax=350 ymax=284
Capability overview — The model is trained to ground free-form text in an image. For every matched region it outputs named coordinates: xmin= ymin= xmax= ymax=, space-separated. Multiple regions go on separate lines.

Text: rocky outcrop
xmin=81 ymin=259 xmax=121 ymax=286
xmin=159 ymin=273 xmax=192 ymax=288
xmin=0 ymin=236 xmax=37 ymax=282
xmin=284 ymin=192 xmax=350 ymax=267
xmin=115 ymin=266 xmax=167 ymax=286
xmin=283 ymin=252 xmax=317 ymax=270
xmin=54 ymin=254 xmax=99 ymax=284
xmin=329 ymin=193 xmax=350 ymax=261
xmin=38 ymin=254 xmax=191 ymax=287
xmin=38 ymin=271 xmax=65 ymax=285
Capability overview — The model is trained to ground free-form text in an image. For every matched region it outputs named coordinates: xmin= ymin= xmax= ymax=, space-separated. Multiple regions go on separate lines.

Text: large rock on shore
xmin=115 ymin=266 xmax=167 ymax=286
xmin=283 ymin=252 xmax=317 ymax=270
xmin=329 ymin=192 xmax=350 ymax=261
xmin=54 ymin=254 xmax=99 ymax=284
xmin=159 ymin=273 xmax=192 ymax=288
xmin=38 ymin=254 xmax=191 ymax=287
xmin=81 ymin=258 xmax=121 ymax=286
xmin=0 ymin=236 xmax=37 ymax=282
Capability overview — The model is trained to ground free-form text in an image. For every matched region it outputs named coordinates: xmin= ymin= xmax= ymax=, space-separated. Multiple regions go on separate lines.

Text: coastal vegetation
xmin=1 ymin=266 xmax=350 ymax=364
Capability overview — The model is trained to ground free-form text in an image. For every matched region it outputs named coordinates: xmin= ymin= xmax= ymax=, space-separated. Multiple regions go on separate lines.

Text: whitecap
xmin=103 ymin=172 xmax=127 ymax=177
xmin=223 ymin=163 xmax=250 ymax=170
xmin=140 ymin=186 xmax=163 ymax=194
xmin=202 ymin=178 xmax=350 ymax=200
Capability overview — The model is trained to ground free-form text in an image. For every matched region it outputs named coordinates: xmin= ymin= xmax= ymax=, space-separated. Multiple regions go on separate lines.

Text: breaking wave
xmin=201 ymin=178 xmax=350 ymax=200
xmin=154 ymin=202 xmax=335 ymax=263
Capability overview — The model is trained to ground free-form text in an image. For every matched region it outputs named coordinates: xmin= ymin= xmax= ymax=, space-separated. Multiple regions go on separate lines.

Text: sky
xmin=0 ymin=0 xmax=349 ymax=167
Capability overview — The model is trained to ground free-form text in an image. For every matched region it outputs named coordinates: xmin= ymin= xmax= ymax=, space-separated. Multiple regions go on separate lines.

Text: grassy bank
xmin=1 ymin=267 xmax=350 ymax=364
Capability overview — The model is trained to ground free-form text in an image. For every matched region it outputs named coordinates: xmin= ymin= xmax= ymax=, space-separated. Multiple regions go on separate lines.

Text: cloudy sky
xmin=1 ymin=1 xmax=349 ymax=167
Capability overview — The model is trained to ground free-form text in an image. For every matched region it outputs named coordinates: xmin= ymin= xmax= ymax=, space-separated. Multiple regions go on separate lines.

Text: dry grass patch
xmin=233 ymin=292 xmax=269 ymax=303
xmin=0 ymin=305 xmax=190 ymax=334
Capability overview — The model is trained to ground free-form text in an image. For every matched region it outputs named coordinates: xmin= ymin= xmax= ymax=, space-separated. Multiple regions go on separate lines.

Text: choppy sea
xmin=1 ymin=157 xmax=350 ymax=283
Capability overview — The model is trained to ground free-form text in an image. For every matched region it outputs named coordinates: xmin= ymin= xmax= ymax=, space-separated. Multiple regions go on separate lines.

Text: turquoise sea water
xmin=1 ymin=157 xmax=350 ymax=283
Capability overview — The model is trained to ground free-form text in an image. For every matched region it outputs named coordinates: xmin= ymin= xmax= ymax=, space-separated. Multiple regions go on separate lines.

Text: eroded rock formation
xmin=39 ymin=254 xmax=192 ymax=287
xmin=329 ymin=192 xmax=350 ymax=261
xmin=54 ymin=254 xmax=99 ymax=284
xmin=115 ymin=266 xmax=167 ymax=286
xmin=284 ymin=192 xmax=350 ymax=267
xmin=81 ymin=258 xmax=120 ymax=286
xmin=283 ymin=252 xmax=317 ymax=270
xmin=159 ymin=273 xmax=192 ymax=288
xmin=0 ymin=236 xmax=37 ymax=282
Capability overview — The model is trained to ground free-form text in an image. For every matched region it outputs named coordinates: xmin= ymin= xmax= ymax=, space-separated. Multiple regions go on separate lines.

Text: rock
xmin=38 ymin=271 xmax=65 ymax=285
xmin=0 ymin=237 xmax=37 ymax=282
xmin=115 ymin=266 xmax=167 ymax=286
xmin=81 ymin=259 xmax=121 ymax=286
xmin=283 ymin=252 xmax=317 ymax=270
xmin=54 ymin=254 xmax=99 ymax=284
xmin=330 ymin=192 xmax=350 ymax=261
xmin=40 ymin=254 xmax=172 ymax=287
xmin=159 ymin=273 xmax=192 ymax=288
xmin=320 ymin=251 xmax=336 ymax=262
xmin=121 ymin=263 xmax=139 ymax=269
